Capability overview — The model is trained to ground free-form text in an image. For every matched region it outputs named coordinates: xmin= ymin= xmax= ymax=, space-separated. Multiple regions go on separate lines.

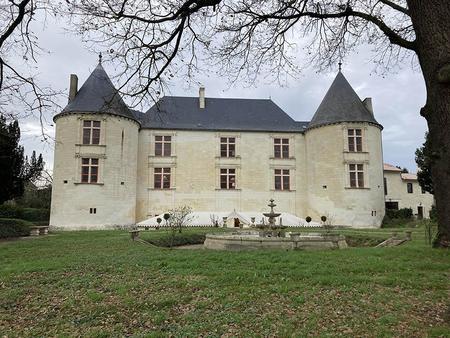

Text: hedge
xmin=0 ymin=205 xmax=49 ymax=222
xmin=146 ymin=233 xmax=206 ymax=247
xmin=385 ymin=208 xmax=413 ymax=220
xmin=0 ymin=218 xmax=31 ymax=239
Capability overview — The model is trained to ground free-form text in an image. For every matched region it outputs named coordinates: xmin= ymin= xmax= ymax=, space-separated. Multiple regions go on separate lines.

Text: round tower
xmin=305 ymin=71 xmax=385 ymax=228
xmin=50 ymin=62 xmax=140 ymax=229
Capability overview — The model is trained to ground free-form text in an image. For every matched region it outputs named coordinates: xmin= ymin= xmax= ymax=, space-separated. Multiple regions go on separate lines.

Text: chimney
xmin=69 ymin=74 xmax=78 ymax=102
xmin=199 ymin=86 xmax=205 ymax=109
xmin=363 ymin=97 xmax=373 ymax=115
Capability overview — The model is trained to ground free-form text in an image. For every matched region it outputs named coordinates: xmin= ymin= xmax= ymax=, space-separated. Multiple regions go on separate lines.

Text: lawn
xmin=0 ymin=227 xmax=449 ymax=337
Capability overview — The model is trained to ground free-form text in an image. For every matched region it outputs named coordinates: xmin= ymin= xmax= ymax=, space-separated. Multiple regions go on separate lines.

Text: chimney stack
xmin=363 ymin=97 xmax=373 ymax=116
xmin=69 ymin=74 xmax=78 ymax=102
xmin=199 ymin=86 xmax=205 ymax=109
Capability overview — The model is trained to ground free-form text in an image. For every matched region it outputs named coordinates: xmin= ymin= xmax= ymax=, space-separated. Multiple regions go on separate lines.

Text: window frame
xmin=274 ymin=169 xmax=290 ymax=191
xmin=220 ymin=168 xmax=236 ymax=190
xmin=347 ymin=128 xmax=363 ymax=152
xmin=274 ymin=138 xmax=289 ymax=158
xmin=407 ymin=182 xmax=413 ymax=194
xmin=81 ymin=158 xmax=99 ymax=184
xmin=220 ymin=137 xmax=236 ymax=158
xmin=154 ymin=135 xmax=172 ymax=157
xmin=154 ymin=167 xmax=171 ymax=189
xmin=82 ymin=120 xmax=101 ymax=145
xmin=349 ymin=163 xmax=364 ymax=188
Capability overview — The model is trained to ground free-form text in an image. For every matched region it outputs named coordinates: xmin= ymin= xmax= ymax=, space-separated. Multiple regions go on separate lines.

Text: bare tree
xmin=67 ymin=0 xmax=450 ymax=248
xmin=0 ymin=0 xmax=61 ymax=138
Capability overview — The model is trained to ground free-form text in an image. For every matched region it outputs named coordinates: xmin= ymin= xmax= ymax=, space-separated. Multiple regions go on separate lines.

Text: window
xmin=154 ymin=168 xmax=171 ymax=189
xmin=407 ymin=182 xmax=413 ymax=193
xmin=274 ymin=169 xmax=290 ymax=190
xmin=348 ymin=129 xmax=362 ymax=152
xmin=89 ymin=208 xmax=97 ymax=214
xmin=82 ymin=120 xmax=101 ymax=145
xmin=385 ymin=201 xmax=399 ymax=210
xmin=220 ymin=137 xmax=236 ymax=157
xmin=155 ymin=136 xmax=171 ymax=156
xmin=81 ymin=158 xmax=99 ymax=183
xmin=384 ymin=177 xmax=388 ymax=195
xmin=274 ymin=138 xmax=289 ymax=158
xmin=220 ymin=168 xmax=236 ymax=189
xmin=349 ymin=164 xmax=364 ymax=188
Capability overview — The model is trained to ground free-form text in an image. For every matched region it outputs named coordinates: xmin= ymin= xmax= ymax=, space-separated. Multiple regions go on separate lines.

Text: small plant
xmin=321 ymin=216 xmax=327 ymax=222
xmin=305 ymin=216 xmax=312 ymax=223
xmin=424 ymin=219 xmax=437 ymax=246
xmin=166 ymin=206 xmax=194 ymax=248
xmin=156 ymin=217 xmax=162 ymax=229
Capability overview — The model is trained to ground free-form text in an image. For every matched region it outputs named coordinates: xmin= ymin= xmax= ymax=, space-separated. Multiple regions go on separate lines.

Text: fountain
xmin=203 ymin=199 xmax=348 ymax=251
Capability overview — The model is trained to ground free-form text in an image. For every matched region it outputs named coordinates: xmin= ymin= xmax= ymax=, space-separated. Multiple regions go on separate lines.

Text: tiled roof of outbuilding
xmin=56 ymin=63 xmax=138 ymax=123
xmin=308 ymin=72 xmax=381 ymax=129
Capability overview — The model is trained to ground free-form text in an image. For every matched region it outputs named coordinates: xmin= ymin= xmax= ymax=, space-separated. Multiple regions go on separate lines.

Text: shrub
xmin=0 ymin=218 xmax=31 ymax=238
xmin=429 ymin=205 xmax=437 ymax=221
xmin=305 ymin=216 xmax=312 ymax=223
xmin=0 ymin=205 xmax=49 ymax=222
xmin=147 ymin=233 xmax=206 ymax=247
xmin=21 ymin=208 xmax=50 ymax=222
xmin=385 ymin=208 xmax=413 ymax=220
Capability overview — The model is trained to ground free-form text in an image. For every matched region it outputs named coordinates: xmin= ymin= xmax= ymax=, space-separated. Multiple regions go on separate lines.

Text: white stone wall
xmin=384 ymin=171 xmax=434 ymax=218
xmin=50 ymin=113 xmax=139 ymax=229
xmin=305 ymin=123 xmax=385 ymax=227
xmin=135 ymin=130 xmax=307 ymax=222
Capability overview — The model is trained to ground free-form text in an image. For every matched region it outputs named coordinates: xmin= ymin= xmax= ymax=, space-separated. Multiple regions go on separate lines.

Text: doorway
xmin=234 ymin=218 xmax=240 ymax=227
xmin=418 ymin=206 xmax=424 ymax=219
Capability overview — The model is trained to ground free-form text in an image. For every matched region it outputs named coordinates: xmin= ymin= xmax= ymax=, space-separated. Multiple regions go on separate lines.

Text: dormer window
xmin=82 ymin=120 xmax=101 ymax=145
xmin=348 ymin=129 xmax=362 ymax=152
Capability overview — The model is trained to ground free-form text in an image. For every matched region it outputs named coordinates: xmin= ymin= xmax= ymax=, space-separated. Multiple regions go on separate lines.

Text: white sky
xmin=18 ymin=15 xmax=428 ymax=173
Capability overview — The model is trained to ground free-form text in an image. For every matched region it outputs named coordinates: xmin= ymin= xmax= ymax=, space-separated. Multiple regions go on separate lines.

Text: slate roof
xmin=55 ymin=63 xmax=138 ymax=123
xmin=308 ymin=72 xmax=381 ymax=129
xmin=140 ymin=96 xmax=307 ymax=132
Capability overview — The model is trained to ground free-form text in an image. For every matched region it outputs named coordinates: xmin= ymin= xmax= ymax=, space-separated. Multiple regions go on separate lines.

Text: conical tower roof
xmin=308 ymin=72 xmax=381 ymax=129
xmin=57 ymin=63 xmax=138 ymax=122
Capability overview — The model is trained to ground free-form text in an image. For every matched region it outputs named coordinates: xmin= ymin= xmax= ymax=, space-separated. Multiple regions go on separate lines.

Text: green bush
xmin=385 ymin=208 xmax=413 ymax=220
xmin=0 ymin=218 xmax=31 ymax=238
xmin=0 ymin=205 xmax=49 ymax=222
xmin=429 ymin=205 xmax=437 ymax=221
xmin=147 ymin=233 xmax=206 ymax=247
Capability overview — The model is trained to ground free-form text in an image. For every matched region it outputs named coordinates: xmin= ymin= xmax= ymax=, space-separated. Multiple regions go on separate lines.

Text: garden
xmin=0 ymin=225 xmax=449 ymax=337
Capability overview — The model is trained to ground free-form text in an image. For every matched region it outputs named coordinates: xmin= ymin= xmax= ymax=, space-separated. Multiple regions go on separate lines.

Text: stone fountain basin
xmin=204 ymin=231 xmax=347 ymax=251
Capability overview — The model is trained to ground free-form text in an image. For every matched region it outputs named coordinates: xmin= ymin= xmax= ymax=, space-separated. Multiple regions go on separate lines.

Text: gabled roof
xmin=384 ymin=163 xmax=402 ymax=172
xmin=140 ymin=96 xmax=308 ymax=132
xmin=56 ymin=63 xmax=137 ymax=123
xmin=308 ymin=72 xmax=381 ymax=129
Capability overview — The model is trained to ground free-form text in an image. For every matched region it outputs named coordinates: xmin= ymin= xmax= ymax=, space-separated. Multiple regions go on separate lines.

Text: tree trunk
xmin=408 ymin=0 xmax=450 ymax=247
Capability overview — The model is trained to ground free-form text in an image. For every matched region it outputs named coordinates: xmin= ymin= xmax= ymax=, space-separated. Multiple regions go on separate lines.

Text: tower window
xmin=348 ymin=129 xmax=362 ymax=152
xmin=220 ymin=168 xmax=236 ymax=189
xmin=81 ymin=158 xmax=99 ymax=183
xmin=349 ymin=164 xmax=364 ymax=188
xmin=220 ymin=137 xmax=236 ymax=157
xmin=154 ymin=168 xmax=171 ymax=189
xmin=82 ymin=120 xmax=101 ymax=145
xmin=384 ymin=177 xmax=388 ymax=195
xmin=274 ymin=169 xmax=290 ymax=190
xmin=155 ymin=136 xmax=171 ymax=156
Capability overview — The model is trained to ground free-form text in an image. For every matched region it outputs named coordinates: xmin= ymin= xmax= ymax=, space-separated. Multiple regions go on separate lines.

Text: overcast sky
xmin=18 ymin=16 xmax=428 ymax=173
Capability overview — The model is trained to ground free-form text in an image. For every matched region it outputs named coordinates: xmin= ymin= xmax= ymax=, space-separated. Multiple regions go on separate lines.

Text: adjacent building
xmin=383 ymin=163 xmax=434 ymax=218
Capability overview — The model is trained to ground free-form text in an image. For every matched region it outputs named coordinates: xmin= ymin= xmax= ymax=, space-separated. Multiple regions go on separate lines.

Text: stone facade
xmin=49 ymin=63 xmax=432 ymax=230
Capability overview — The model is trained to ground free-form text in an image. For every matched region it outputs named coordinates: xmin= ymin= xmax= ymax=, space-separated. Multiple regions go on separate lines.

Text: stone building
xmin=50 ymin=61 xmax=390 ymax=229
xmin=383 ymin=163 xmax=434 ymax=219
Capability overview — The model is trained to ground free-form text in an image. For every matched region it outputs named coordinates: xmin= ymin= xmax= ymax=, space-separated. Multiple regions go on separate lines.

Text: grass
xmin=0 ymin=227 xmax=449 ymax=337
